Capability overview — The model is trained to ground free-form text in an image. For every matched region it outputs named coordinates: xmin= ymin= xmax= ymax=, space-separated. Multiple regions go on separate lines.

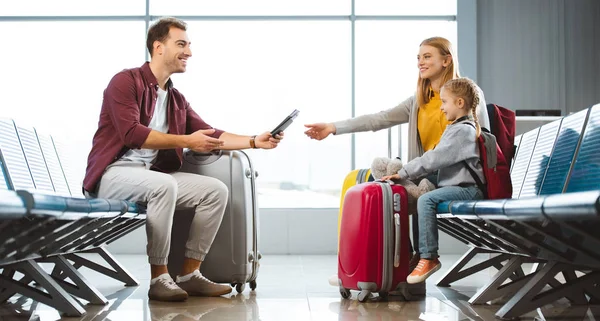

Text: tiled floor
xmin=1 ymin=254 xmax=598 ymax=321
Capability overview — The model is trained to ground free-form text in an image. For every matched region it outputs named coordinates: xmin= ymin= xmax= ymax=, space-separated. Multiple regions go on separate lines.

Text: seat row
xmin=434 ymin=104 xmax=600 ymax=318
xmin=0 ymin=118 xmax=147 ymax=316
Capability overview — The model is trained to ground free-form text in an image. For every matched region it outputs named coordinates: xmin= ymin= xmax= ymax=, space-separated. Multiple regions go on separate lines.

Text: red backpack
xmin=486 ymin=103 xmax=516 ymax=167
xmin=463 ymin=124 xmax=513 ymax=199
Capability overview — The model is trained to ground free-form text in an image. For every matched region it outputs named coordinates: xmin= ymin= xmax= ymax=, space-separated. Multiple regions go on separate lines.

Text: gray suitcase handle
xmin=184 ymin=150 xmax=223 ymax=165
xmin=394 ymin=213 xmax=401 ymax=267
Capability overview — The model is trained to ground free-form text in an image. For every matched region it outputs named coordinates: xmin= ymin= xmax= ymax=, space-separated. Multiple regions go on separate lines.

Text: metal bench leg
xmin=588 ymin=281 xmax=600 ymax=305
xmin=469 ymin=256 xmax=535 ymax=305
xmin=436 ymin=247 xmax=507 ymax=287
xmin=435 ymin=287 xmax=501 ymax=320
xmin=64 ymin=247 xmax=139 ymax=286
xmin=0 ymin=292 xmax=41 ymax=318
xmin=0 ymin=260 xmax=85 ymax=317
xmin=37 ymin=255 xmax=108 ymax=305
xmin=495 ymin=261 xmax=600 ymax=320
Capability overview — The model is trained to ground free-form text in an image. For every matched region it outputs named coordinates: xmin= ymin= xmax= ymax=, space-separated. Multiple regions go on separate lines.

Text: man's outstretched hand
xmin=255 ymin=131 xmax=283 ymax=149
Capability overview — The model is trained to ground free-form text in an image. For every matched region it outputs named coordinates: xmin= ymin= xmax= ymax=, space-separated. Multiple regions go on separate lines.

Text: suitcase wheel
xmin=235 ymin=283 xmax=246 ymax=293
xmin=357 ymin=290 xmax=371 ymax=302
xmin=378 ymin=292 xmax=389 ymax=301
xmin=250 ymin=280 xmax=257 ymax=291
xmin=339 ymin=287 xmax=351 ymax=299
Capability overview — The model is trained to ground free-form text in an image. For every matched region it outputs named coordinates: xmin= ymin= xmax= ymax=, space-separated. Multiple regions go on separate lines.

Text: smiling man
xmin=83 ymin=17 xmax=282 ymax=302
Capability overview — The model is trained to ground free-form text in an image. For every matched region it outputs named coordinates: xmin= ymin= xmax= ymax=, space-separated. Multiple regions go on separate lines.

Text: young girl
xmin=381 ymin=77 xmax=486 ymax=284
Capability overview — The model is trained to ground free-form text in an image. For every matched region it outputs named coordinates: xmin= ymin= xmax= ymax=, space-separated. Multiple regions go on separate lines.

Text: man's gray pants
xmin=94 ymin=161 xmax=228 ymax=265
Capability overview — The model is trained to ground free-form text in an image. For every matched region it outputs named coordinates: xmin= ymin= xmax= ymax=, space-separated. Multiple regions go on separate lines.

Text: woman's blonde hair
xmin=442 ymin=77 xmax=481 ymax=136
xmin=417 ymin=37 xmax=460 ymax=107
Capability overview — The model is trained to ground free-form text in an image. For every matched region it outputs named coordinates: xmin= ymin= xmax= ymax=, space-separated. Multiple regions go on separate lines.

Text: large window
xmin=172 ymin=21 xmax=351 ymax=208
xmin=150 ymin=0 xmax=349 ymax=16
xmin=0 ymin=0 xmax=144 ymax=16
xmin=0 ymin=22 xmax=145 ymax=186
xmin=0 ymin=1 xmax=456 ymax=208
xmin=354 ymin=21 xmax=457 ymax=169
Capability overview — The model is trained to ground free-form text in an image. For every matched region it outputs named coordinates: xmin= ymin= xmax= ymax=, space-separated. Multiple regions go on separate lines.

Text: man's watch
xmin=250 ymin=135 xmax=257 ymax=149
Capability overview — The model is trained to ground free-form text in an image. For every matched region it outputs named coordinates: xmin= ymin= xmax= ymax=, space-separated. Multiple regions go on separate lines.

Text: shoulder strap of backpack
xmin=462 ymin=160 xmax=486 ymax=195
xmin=460 ymin=122 xmax=487 ymax=195
xmin=462 ymin=121 xmax=491 ymax=134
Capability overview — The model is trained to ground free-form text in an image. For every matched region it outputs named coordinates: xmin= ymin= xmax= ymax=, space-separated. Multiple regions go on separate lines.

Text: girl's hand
xmin=380 ymin=174 xmax=400 ymax=181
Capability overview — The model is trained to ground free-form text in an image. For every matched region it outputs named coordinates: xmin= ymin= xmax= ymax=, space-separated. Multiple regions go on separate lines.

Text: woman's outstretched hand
xmin=304 ymin=123 xmax=336 ymax=141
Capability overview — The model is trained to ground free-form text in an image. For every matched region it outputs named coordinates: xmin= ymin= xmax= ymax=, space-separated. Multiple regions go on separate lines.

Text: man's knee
xmin=154 ymin=175 xmax=179 ymax=200
xmin=210 ymin=180 xmax=229 ymax=205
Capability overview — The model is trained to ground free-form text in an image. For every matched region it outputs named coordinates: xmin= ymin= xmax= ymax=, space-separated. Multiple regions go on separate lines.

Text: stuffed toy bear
xmin=371 ymin=157 xmax=436 ymax=215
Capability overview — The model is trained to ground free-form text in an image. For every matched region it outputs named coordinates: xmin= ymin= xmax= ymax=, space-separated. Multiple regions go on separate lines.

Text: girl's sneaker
xmin=406 ymin=259 xmax=441 ymax=284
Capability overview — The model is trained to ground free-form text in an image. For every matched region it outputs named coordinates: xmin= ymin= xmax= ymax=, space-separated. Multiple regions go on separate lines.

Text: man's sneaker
xmin=176 ymin=270 xmax=232 ymax=297
xmin=148 ymin=274 xmax=188 ymax=302
xmin=406 ymin=259 xmax=441 ymax=284
xmin=328 ymin=274 xmax=338 ymax=286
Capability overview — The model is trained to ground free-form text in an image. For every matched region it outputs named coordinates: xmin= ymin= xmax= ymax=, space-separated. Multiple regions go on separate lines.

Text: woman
xmin=304 ymin=36 xmax=490 ymax=285
xmin=305 ymin=36 xmax=489 ymax=157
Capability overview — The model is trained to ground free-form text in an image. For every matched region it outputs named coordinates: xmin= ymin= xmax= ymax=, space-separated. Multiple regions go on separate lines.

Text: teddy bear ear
xmin=371 ymin=157 xmax=392 ymax=169
xmin=387 ymin=158 xmax=404 ymax=175
xmin=371 ymin=157 xmax=392 ymax=179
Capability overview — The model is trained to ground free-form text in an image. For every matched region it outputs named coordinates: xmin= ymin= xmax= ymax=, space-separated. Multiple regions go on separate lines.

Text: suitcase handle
xmin=393 ymin=213 xmax=401 ymax=267
xmin=183 ymin=149 xmax=224 ymax=165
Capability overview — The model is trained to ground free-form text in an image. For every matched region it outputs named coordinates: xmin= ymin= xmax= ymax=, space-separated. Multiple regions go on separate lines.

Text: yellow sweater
xmin=417 ymin=90 xmax=450 ymax=151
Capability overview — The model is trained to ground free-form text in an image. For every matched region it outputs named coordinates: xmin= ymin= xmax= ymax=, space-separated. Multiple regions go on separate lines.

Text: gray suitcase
xmin=168 ymin=150 xmax=260 ymax=293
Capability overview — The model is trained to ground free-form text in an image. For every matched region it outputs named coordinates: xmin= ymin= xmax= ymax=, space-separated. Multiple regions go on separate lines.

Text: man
xmin=83 ymin=17 xmax=282 ymax=302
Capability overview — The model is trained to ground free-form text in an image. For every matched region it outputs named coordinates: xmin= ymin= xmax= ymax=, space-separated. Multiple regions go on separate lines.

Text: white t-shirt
xmin=120 ymin=87 xmax=169 ymax=164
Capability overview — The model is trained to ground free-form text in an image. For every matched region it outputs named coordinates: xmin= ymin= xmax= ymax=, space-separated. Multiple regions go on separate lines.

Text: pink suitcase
xmin=338 ymin=181 xmax=411 ymax=302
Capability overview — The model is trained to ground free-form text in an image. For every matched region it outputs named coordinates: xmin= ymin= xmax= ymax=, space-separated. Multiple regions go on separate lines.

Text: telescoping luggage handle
xmin=378 ymin=180 xmax=402 ymax=269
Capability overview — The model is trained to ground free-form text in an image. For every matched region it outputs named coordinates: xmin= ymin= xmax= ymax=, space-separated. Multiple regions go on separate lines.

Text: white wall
xmin=476 ymin=0 xmax=600 ymax=115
